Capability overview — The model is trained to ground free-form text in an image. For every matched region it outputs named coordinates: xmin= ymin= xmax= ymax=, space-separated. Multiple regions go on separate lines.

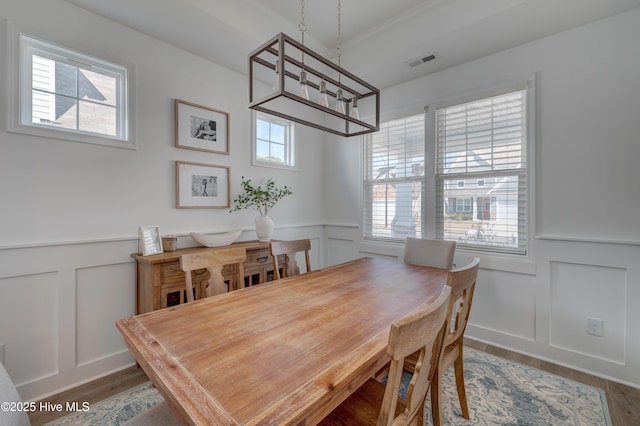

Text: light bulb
xmin=350 ymin=97 xmax=360 ymax=120
xmin=299 ymin=71 xmax=309 ymax=100
xmin=318 ymin=80 xmax=329 ymax=108
xmin=336 ymin=89 xmax=346 ymax=114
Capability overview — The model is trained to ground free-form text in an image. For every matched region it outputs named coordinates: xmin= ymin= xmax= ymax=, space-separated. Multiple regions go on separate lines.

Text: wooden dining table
xmin=116 ymin=257 xmax=449 ymax=425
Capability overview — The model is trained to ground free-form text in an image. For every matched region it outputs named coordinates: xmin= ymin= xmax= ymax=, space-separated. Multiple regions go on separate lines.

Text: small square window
xmin=252 ymin=112 xmax=295 ymax=170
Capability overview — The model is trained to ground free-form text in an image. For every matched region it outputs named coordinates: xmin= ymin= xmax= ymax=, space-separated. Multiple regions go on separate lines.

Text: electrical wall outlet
xmin=586 ymin=318 xmax=605 ymax=337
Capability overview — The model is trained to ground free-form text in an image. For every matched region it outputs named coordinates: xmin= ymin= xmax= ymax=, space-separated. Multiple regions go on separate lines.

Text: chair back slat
xmin=180 ymin=247 xmax=246 ymax=302
xmin=444 ymin=257 xmax=480 ymax=347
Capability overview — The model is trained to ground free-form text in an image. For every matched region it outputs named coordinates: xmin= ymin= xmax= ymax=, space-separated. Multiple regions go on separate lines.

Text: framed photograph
xmin=139 ymin=226 xmax=163 ymax=256
xmin=176 ymin=161 xmax=230 ymax=208
xmin=175 ymin=99 xmax=230 ymax=154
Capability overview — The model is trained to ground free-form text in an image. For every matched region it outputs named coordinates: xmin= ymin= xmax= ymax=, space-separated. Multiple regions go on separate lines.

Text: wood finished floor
xmin=28 ymin=339 xmax=640 ymax=426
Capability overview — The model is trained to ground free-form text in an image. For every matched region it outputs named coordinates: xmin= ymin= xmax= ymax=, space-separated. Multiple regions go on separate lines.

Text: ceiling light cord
xmin=298 ymin=0 xmax=310 ymax=99
xmin=336 ymin=0 xmax=342 ymax=84
xmin=299 ymin=0 xmax=307 ymax=45
xmin=335 ymin=0 xmax=346 ymax=113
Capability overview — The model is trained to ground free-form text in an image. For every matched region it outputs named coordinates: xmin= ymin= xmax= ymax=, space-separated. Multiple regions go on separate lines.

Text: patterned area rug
xmin=44 ymin=347 xmax=611 ymax=425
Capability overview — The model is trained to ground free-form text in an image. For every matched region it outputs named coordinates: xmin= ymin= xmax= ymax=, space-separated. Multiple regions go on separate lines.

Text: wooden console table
xmin=131 ymin=240 xmax=286 ymax=314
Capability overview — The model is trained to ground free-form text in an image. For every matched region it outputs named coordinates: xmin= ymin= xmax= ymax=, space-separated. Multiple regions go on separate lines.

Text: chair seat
xmin=318 ymin=379 xmax=406 ymax=425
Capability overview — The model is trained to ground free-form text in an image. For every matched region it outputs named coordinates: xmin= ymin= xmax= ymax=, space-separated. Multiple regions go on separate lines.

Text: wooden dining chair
xmin=400 ymin=237 xmax=456 ymax=374
xmin=403 ymin=237 xmax=456 ymax=269
xmin=318 ymin=286 xmax=451 ymax=426
xmin=179 ymin=247 xmax=247 ymax=302
xmin=269 ymin=239 xmax=311 ymax=280
xmin=430 ymin=256 xmax=480 ymax=426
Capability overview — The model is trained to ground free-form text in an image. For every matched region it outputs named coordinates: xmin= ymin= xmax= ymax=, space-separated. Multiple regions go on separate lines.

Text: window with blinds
xmin=435 ymin=88 xmax=528 ymax=254
xmin=364 ymin=114 xmax=425 ymax=241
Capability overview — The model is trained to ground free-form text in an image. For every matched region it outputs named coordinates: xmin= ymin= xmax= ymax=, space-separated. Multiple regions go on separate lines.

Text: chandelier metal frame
xmin=248 ymin=32 xmax=380 ymax=137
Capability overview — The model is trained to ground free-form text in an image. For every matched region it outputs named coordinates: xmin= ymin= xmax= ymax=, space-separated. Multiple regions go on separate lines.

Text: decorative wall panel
xmin=550 ymin=261 xmax=626 ymax=363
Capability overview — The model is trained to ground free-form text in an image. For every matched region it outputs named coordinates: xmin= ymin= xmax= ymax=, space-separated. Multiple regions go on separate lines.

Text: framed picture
xmin=176 ymin=161 xmax=230 ymax=208
xmin=139 ymin=226 xmax=163 ymax=256
xmin=175 ymin=99 xmax=230 ymax=154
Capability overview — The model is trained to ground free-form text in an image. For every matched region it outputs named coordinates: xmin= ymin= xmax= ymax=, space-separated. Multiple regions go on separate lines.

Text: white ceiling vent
xmin=406 ymin=53 xmax=437 ymax=68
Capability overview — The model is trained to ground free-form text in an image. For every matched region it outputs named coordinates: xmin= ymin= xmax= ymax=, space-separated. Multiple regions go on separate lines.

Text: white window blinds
xmin=364 ymin=114 xmax=425 ymax=241
xmin=435 ymin=89 xmax=528 ymax=254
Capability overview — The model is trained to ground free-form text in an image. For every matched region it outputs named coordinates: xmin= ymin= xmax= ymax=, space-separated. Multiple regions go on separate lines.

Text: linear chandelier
xmin=248 ymin=0 xmax=380 ymax=137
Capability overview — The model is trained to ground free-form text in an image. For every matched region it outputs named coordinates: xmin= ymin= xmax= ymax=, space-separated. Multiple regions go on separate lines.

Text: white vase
xmin=255 ymin=215 xmax=274 ymax=242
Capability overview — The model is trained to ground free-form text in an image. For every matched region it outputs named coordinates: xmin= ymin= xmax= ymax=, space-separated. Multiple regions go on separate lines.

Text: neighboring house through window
xmin=434 ymin=86 xmax=529 ymax=254
xmin=9 ymin=32 xmax=133 ymax=148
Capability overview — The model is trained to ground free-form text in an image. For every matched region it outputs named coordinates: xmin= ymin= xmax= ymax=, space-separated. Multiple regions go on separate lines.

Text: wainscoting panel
xmin=76 ymin=262 xmax=136 ymax=367
xmin=327 ymin=238 xmax=357 ymax=266
xmin=549 ymin=261 xmax=626 ymax=364
xmin=0 ymin=272 xmax=59 ymax=385
xmin=469 ymin=268 xmax=536 ymax=341
xmin=324 ymin=225 xmax=360 ymax=266
xmin=0 ymin=239 xmax=139 ymax=401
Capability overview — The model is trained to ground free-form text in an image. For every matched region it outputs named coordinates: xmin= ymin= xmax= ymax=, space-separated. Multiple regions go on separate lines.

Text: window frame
xmin=363 ymin=113 xmax=426 ymax=242
xmin=6 ymin=27 xmax=135 ymax=149
xmin=361 ymin=78 xmax=535 ymax=256
xmin=251 ymin=111 xmax=296 ymax=170
xmin=426 ymin=79 xmax=535 ymax=255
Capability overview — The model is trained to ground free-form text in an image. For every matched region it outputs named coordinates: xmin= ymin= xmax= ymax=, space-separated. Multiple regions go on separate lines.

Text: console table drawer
xmin=160 ymin=262 xmax=208 ymax=286
xmin=245 ymin=249 xmax=272 ymax=268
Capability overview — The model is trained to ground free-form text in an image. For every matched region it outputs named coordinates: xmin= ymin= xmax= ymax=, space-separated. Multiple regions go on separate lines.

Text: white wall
xmin=325 ymin=8 xmax=640 ymax=388
xmin=0 ymin=0 xmax=326 ymax=400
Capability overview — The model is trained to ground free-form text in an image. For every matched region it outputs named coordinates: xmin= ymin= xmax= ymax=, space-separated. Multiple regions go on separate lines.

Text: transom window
xmin=13 ymin=34 xmax=132 ymax=148
xmin=253 ymin=112 xmax=295 ymax=170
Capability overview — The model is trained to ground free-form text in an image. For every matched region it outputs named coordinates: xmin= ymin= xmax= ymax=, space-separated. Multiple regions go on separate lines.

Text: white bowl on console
xmin=190 ymin=230 xmax=242 ymax=247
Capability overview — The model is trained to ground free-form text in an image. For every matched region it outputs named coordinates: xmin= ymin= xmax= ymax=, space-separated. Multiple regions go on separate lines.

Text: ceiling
xmin=66 ymin=0 xmax=640 ymax=89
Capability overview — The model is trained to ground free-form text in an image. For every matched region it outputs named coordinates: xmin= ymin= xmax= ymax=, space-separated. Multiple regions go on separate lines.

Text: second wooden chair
xmin=179 ymin=247 xmax=247 ymax=302
xmin=269 ymin=239 xmax=311 ymax=280
xmin=318 ymin=286 xmax=451 ymax=426
xmin=430 ymin=257 xmax=480 ymax=426
xmin=401 ymin=237 xmax=456 ymax=375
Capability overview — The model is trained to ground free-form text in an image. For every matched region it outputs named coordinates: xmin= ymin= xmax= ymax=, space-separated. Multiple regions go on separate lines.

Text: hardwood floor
xmin=28 ymin=340 xmax=640 ymax=425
